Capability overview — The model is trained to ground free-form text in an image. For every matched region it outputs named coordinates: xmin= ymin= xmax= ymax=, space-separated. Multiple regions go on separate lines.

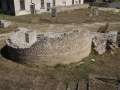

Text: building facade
xmin=0 ymin=0 xmax=84 ymax=16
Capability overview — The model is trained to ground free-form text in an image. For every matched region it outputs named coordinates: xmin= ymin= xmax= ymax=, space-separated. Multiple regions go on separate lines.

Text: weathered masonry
xmin=4 ymin=23 xmax=120 ymax=66
xmin=6 ymin=27 xmax=92 ymax=65
xmin=0 ymin=0 xmax=84 ymax=16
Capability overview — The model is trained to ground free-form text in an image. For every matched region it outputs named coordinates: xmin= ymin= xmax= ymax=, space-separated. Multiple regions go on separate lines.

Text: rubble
xmin=92 ymin=31 xmax=118 ymax=55
xmin=0 ymin=20 xmax=12 ymax=28
xmin=91 ymin=59 xmax=96 ymax=62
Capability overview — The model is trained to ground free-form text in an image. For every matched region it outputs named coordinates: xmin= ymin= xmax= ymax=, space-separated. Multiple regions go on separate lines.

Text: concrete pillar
xmin=80 ymin=0 xmax=84 ymax=4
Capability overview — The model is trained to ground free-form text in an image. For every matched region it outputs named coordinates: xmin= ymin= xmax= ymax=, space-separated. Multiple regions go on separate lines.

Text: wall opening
xmin=30 ymin=3 xmax=35 ymax=14
xmin=47 ymin=3 xmax=51 ymax=11
xmin=25 ymin=33 xmax=29 ymax=43
xmin=41 ymin=0 xmax=45 ymax=8
xmin=20 ymin=0 xmax=25 ymax=10
xmin=72 ymin=0 xmax=74 ymax=5
xmin=53 ymin=0 xmax=56 ymax=6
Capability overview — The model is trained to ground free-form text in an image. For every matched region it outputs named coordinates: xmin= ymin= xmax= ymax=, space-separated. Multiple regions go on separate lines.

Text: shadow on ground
xmin=0 ymin=45 xmax=22 ymax=63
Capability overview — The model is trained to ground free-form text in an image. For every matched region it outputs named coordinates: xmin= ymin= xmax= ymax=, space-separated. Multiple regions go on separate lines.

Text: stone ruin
xmin=5 ymin=27 xmax=92 ymax=65
xmin=0 ymin=20 xmax=12 ymax=28
xmin=6 ymin=27 xmax=37 ymax=48
xmin=4 ymin=24 xmax=119 ymax=65
xmin=92 ymin=23 xmax=118 ymax=54
xmin=92 ymin=31 xmax=118 ymax=54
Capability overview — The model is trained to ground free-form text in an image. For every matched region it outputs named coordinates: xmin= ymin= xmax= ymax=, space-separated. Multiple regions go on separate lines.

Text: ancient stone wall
xmin=4 ymin=22 xmax=120 ymax=65
xmin=92 ymin=31 xmax=118 ymax=55
xmin=54 ymin=4 xmax=89 ymax=13
xmin=6 ymin=27 xmax=37 ymax=48
xmin=6 ymin=29 xmax=92 ymax=65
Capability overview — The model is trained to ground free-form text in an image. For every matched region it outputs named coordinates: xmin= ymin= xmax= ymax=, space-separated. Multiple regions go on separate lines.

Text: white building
xmin=0 ymin=0 xmax=84 ymax=16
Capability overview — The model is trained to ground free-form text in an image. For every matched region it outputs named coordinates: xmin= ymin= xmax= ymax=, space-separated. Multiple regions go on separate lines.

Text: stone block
xmin=0 ymin=20 xmax=12 ymax=28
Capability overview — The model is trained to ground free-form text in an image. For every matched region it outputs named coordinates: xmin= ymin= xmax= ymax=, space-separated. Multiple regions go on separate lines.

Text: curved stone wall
xmin=6 ymin=30 xmax=92 ymax=66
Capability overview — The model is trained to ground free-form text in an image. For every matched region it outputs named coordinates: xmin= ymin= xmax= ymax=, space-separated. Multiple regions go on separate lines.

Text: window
xmin=47 ymin=3 xmax=51 ymax=11
xmin=20 ymin=0 xmax=25 ymax=10
xmin=72 ymin=0 xmax=74 ymax=5
xmin=53 ymin=0 xmax=56 ymax=6
xmin=41 ymin=0 xmax=44 ymax=8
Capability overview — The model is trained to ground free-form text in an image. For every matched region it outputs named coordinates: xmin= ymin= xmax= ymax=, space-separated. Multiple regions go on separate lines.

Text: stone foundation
xmin=6 ymin=29 xmax=92 ymax=65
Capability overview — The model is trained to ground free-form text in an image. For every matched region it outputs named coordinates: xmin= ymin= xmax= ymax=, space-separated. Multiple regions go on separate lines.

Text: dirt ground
xmin=0 ymin=8 xmax=120 ymax=25
xmin=0 ymin=8 xmax=120 ymax=90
